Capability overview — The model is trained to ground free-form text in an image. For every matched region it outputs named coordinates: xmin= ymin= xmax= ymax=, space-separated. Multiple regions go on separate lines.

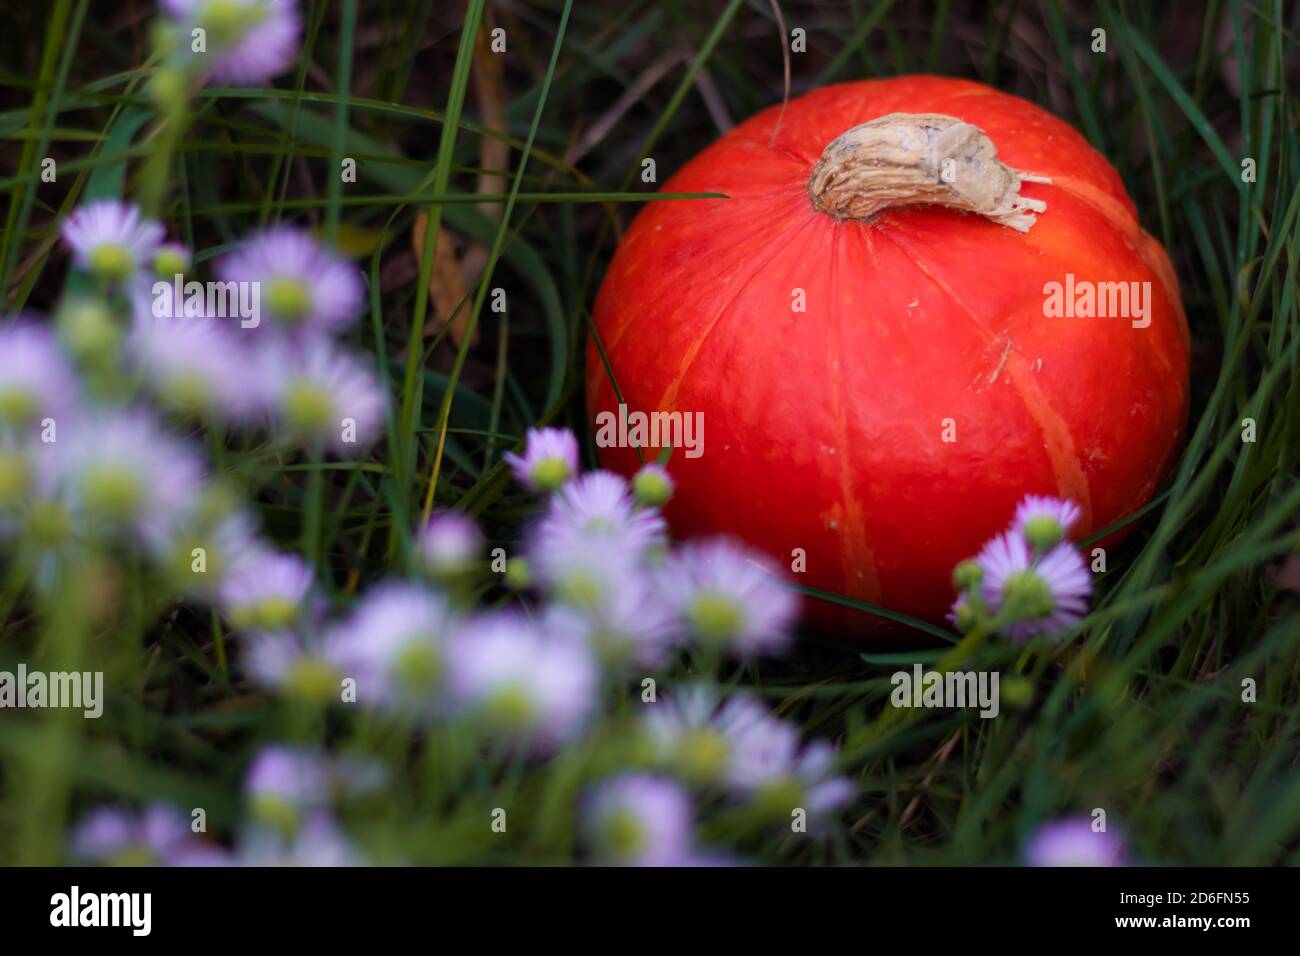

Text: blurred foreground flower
xmin=660 ymin=538 xmax=797 ymax=657
xmin=60 ymin=200 xmax=163 ymax=284
xmin=270 ymin=341 xmax=385 ymax=454
xmin=544 ymin=572 xmax=681 ymax=670
xmin=59 ymin=409 xmax=207 ymax=553
xmin=129 ymin=308 xmax=265 ymax=423
xmin=245 ymin=745 xmax=386 ymax=835
xmin=219 ymin=548 xmax=315 ymax=633
xmin=448 ymin=611 xmax=597 ymax=748
xmin=239 ymin=812 xmax=360 ymax=866
xmin=722 ymin=699 xmax=854 ymax=823
xmin=328 ymin=583 xmax=455 ymax=715
xmin=643 ymin=684 xmax=732 ymax=785
xmin=416 ymin=509 xmax=483 ymax=581
xmin=163 ymin=0 xmax=301 ymax=87
xmin=584 ymin=774 xmax=697 ymax=866
xmin=218 ymin=226 xmax=363 ymax=337
xmin=1024 ymin=817 xmax=1127 ymax=867
xmin=644 ymin=685 xmax=855 ymax=825
xmin=533 ymin=469 xmax=666 ymax=555
xmin=70 ymin=804 xmax=222 ymax=867
xmin=0 ymin=323 xmax=79 ymax=429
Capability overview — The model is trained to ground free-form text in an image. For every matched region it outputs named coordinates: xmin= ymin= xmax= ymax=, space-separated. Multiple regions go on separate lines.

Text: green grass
xmin=0 ymin=0 xmax=1297 ymax=865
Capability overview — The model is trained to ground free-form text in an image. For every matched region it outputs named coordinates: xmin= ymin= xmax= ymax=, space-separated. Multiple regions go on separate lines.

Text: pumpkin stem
xmin=807 ymin=113 xmax=1051 ymax=232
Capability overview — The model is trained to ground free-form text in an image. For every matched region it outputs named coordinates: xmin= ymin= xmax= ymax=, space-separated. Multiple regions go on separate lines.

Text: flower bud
xmin=632 ymin=464 xmax=673 ymax=508
xmin=952 ymin=559 xmax=983 ymax=590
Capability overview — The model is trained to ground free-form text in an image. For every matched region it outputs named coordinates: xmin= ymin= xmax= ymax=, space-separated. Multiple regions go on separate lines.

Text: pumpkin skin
xmin=586 ymin=76 xmax=1189 ymax=637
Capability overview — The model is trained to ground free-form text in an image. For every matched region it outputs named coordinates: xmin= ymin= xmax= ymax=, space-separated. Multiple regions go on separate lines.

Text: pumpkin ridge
xmin=655 ymin=204 xmax=822 ymax=413
xmin=827 ymin=223 xmax=882 ymax=604
xmin=996 ymin=187 xmax=1184 ymax=388
xmin=868 ymin=228 xmax=1094 ymax=522
xmin=1003 ymin=361 xmax=1095 ymax=530
xmin=729 ymin=134 xmax=819 ymax=167
xmin=1025 ymin=173 xmax=1189 ymax=366
xmin=868 ymin=225 xmax=1000 ymax=345
xmin=599 ymin=189 xmax=810 ymax=365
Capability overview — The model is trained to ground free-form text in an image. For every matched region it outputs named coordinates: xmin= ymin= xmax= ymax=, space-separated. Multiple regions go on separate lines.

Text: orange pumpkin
xmin=587 ymin=76 xmax=1188 ymax=636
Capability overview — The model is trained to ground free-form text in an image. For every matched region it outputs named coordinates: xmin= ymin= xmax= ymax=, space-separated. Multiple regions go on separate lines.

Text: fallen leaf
xmin=411 ymin=212 xmax=477 ymax=347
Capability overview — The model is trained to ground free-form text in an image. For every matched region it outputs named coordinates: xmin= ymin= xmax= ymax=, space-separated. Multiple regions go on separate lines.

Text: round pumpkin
xmin=586 ymin=76 xmax=1188 ymax=636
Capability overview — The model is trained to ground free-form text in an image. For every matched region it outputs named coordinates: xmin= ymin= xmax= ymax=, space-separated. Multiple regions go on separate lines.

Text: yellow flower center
xmin=266 ymin=276 xmax=313 ymax=323
xmin=688 ymin=592 xmax=744 ymax=644
xmin=285 ymin=657 xmax=341 ymax=702
xmin=530 ymin=457 xmax=571 ymax=492
xmin=676 ymin=729 xmax=729 ymax=785
xmin=197 ymin=0 xmax=267 ymax=48
xmin=27 ymin=500 xmax=71 ymax=546
xmin=0 ymin=388 xmax=37 ymax=426
xmin=394 ymin=640 xmax=442 ymax=690
xmin=485 ymin=684 xmax=535 ymax=730
xmin=82 ymin=466 xmax=143 ymax=521
xmin=283 ymin=381 xmax=334 ymax=436
xmin=88 ymin=243 xmax=135 ymax=282
xmin=601 ymin=809 xmax=646 ymax=860
xmin=0 ymin=452 xmax=32 ymax=507
xmin=232 ymin=595 xmax=300 ymax=633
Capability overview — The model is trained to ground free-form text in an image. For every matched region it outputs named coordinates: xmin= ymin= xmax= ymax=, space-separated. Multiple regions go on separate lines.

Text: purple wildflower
xmin=642 ymin=683 xmax=736 ymax=786
xmin=658 ymin=537 xmax=797 ymax=657
xmin=243 ymin=746 xmax=387 ymax=838
xmin=57 ymin=408 xmax=206 ymax=553
xmin=218 ymin=548 xmax=314 ymax=633
xmin=584 ymin=774 xmax=696 ymax=867
xmin=532 ymin=469 xmax=666 ymax=557
xmin=240 ymin=631 xmax=343 ymax=701
xmin=165 ymin=493 xmax=262 ymax=598
xmin=69 ymin=804 xmax=210 ymax=866
xmin=327 ymin=582 xmax=454 ymax=715
xmin=164 ymin=0 xmax=301 ymax=87
xmin=447 ymin=611 xmax=597 ymax=747
xmin=0 ymin=322 xmax=79 ymax=429
xmin=1024 ymin=817 xmax=1127 ymax=867
xmin=722 ymin=700 xmax=855 ymax=822
xmin=415 ymin=510 xmax=483 ymax=580
xmin=238 ymin=812 xmax=360 ymax=866
xmin=217 ymin=227 xmax=362 ymax=336
xmin=128 ymin=306 xmax=265 ymax=423
xmin=60 ymin=200 xmax=164 ymax=282
xmin=543 ymin=571 xmax=682 ymax=669
xmin=1012 ymin=494 xmax=1084 ymax=550
xmin=269 ymin=341 xmax=385 ymax=454
xmin=529 ymin=530 xmax=642 ymax=611
xmin=245 ymin=745 xmax=330 ymax=828
xmin=503 ymin=427 xmax=579 ymax=493
xmin=976 ymin=531 xmax=1092 ymax=641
